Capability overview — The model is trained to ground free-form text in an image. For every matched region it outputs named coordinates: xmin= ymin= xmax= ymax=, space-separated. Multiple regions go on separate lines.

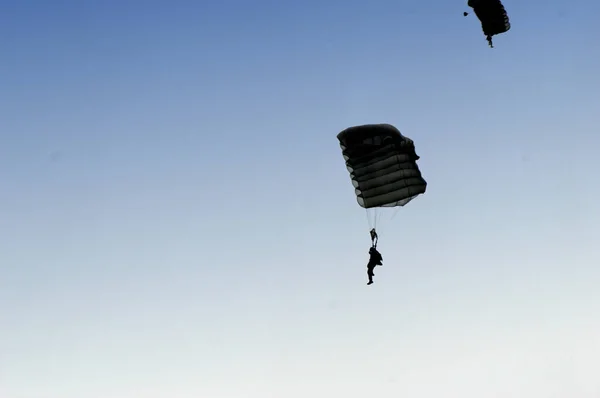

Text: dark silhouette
xmin=336 ymin=124 xmax=427 ymax=286
xmin=367 ymin=246 xmax=383 ymax=285
xmin=465 ymin=0 xmax=511 ymax=48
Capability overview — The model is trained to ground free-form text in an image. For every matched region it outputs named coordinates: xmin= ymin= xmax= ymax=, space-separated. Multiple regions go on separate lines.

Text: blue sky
xmin=1 ymin=0 xmax=599 ymax=397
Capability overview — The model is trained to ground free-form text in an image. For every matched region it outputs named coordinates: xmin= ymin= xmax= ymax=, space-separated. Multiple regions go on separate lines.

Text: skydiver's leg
xmin=367 ymin=264 xmax=374 ymax=285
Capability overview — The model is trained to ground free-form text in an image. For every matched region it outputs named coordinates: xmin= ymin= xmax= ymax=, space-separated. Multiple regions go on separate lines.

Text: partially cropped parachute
xmin=465 ymin=0 xmax=511 ymax=48
xmin=337 ymin=124 xmax=427 ymax=209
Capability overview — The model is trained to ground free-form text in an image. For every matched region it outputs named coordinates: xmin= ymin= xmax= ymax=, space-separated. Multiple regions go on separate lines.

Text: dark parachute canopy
xmin=337 ymin=123 xmax=427 ymax=210
xmin=465 ymin=0 xmax=511 ymax=48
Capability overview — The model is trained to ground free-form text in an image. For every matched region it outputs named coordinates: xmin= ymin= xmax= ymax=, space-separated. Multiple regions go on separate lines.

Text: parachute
xmin=465 ymin=0 xmax=511 ymax=48
xmin=337 ymin=124 xmax=427 ymax=244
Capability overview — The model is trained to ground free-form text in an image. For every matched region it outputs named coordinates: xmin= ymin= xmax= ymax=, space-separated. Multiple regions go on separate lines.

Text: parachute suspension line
xmin=366 ymin=210 xmax=375 ymax=247
xmin=375 ymin=209 xmax=381 ymax=245
xmin=366 ymin=209 xmax=379 ymax=247
xmin=370 ymin=206 xmax=402 ymax=245
xmin=365 ymin=210 xmax=377 ymax=247
xmin=365 ymin=208 xmax=381 ymax=230
xmin=389 ymin=206 xmax=402 ymax=222
xmin=365 ymin=209 xmax=373 ymax=230
xmin=380 ymin=206 xmax=403 ymax=240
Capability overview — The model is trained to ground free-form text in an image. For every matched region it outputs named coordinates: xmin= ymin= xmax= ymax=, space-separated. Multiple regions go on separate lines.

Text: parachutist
xmin=337 ymin=124 xmax=426 ymax=286
xmin=367 ymin=246 xmax=383 ymax=285
xmin=467 ymin=0 xmax=510 ymax=47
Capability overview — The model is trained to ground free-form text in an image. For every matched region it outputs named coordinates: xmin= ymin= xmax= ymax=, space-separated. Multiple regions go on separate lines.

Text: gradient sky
xmin=1 ymin=1 xmax=600 ymax=397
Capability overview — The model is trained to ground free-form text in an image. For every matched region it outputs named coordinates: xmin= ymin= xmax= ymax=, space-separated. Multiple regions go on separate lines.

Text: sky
xmin=1 ymin=0 xmax=600 ymax=397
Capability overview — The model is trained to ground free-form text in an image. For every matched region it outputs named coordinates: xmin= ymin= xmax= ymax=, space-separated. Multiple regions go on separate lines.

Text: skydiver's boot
xmin=367 ymin=280 xmax=373 ymax=285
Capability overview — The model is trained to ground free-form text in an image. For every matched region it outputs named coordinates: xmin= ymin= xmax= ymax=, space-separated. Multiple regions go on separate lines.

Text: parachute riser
xmin=369 ymin=228 xmax=378 ymax=248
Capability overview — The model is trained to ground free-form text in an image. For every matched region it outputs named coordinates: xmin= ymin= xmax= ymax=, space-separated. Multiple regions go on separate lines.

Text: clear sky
xmin=1 ymin=0 xmax=599 ymax=397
